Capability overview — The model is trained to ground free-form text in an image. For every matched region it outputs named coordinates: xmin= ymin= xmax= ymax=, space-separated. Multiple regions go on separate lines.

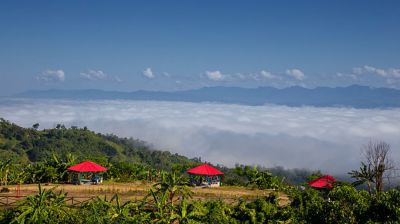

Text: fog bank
xmin=1 ymin=98 xmax=400 ymax=173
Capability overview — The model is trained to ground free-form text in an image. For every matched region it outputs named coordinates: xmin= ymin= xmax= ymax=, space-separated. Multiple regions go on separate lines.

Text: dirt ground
xmin=0 ymin=182 xmax=289 ymax=206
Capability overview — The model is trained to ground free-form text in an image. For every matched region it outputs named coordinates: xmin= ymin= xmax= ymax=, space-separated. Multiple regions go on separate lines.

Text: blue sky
xmin=1 ymin=0 xmax=400 ymax=95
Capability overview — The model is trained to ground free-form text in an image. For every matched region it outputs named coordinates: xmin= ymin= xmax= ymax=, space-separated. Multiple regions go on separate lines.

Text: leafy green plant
xmin=235 ymin=165 xmax=286 ymax=190
xmin=349 ymin=162 xmax=375 ymax=193
xmin=11 ymin=184 xmax=71 ymax=224
xmin=0 ymin=159 xmax=12 ymax=186
xmin=153 ymin=172 xmax=193 ymax=207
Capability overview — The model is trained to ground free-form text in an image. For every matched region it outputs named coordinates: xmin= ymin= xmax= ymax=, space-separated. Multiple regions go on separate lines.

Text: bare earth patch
xmin=0 ymin=182 xmax=289 ymax=207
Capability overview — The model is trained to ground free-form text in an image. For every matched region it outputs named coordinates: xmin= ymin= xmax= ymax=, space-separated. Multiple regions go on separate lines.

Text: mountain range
xmin=15 ymin=85 xmax=400 ymax=108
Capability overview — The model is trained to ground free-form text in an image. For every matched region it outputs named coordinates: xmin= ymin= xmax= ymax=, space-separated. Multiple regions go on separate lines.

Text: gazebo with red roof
xmin=68 ymin=161 xmax=108 ymax=185
xmin=186 ymin=164 xmax=224 ymax=187
xmin=309 ymin=175 xmax=336 ymax=189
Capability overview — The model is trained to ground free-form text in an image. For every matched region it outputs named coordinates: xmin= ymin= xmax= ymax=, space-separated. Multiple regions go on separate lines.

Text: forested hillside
xmin=0 ymin=118 xmax=196 ymax=170
xmin=0 ymin=117 xmax=315 ymax=185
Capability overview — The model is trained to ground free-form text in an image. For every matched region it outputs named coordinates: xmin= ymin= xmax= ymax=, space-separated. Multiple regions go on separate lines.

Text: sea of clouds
xmin=1 ymin=98 xmax=400 ymax=174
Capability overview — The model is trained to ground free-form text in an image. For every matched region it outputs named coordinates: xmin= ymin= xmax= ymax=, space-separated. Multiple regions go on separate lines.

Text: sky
xmin=1 ymin=1 xmax=400 ymax=95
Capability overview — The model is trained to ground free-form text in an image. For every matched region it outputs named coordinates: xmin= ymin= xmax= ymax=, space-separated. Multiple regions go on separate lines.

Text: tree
xmin=349 ymin=162 xmax=375 ymax=193
xmin=32 ymin=123 xmax=40 ymax=130
xmin=235 ymin=165 xmax=283 ymax=190
xmin=351 ymin=140 xmax=394 ymax=193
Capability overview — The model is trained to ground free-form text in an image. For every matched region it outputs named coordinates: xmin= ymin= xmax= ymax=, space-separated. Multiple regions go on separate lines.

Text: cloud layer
xmin=1 ymin=99 xmax=400 ymax=174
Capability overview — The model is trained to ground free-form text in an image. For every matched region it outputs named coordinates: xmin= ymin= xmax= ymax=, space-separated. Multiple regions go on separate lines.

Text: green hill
xmin=0 ymin=118 xmax=314 ymax=185
xmin=0 ymin=118 xmax=197 ymax=170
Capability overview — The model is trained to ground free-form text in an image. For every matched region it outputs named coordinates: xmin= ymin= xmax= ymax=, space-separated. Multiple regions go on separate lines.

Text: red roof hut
xmin=309 ymin=175 xmax=336 ymax=189
xmin=68 ymin=161 xmax=108 ymax=172
xmin=186 ymin=164 xmax=224 ymax=187
xmin=68 ymin=161 xmax=107 ymax=184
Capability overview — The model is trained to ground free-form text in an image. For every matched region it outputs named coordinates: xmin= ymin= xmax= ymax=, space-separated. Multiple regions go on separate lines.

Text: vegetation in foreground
xmin=1 ymin=175 xmax=400 ymax=223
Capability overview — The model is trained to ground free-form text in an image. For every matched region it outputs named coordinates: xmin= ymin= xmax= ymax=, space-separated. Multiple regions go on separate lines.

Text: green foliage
xmin=1 ymin=183 xmax=400 ymax=223
xmin=367 ymin=189 xmax=400 ymax=223
xmin=151 ymin=172 xmax=193 ymax=207
xmin=349 ymin=162 xmax=375 ymax=193
xmin=235 ymin=165 xmax=286 ymax=190
xmin=105 ymin=162 xmax=150 ymax=182
xmin=79 ymin=194 xmax=148 ymax=224
xmin=0 ymin=159 xmax=12 ymax=186
xmin=10 ymin=184 xmax=72 ymax=224
xmin=201 ymin=200 xmax=236 ymax=224
xmin=233 ymin=194 xmax=289 ymax=223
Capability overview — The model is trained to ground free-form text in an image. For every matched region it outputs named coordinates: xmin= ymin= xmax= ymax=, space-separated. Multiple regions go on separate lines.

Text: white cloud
xmin=337 ymin=72 xmax=357 ymax=80
xmin=352 ymin=65 xmax=400 ymax=78
xmin=364 ymin=65 xmax=387 ymax=77
xmin=352 ymin=67 xmax=364 ymax=75
xmin=143 ymin=68 xmax=154 ymax=79
xmin=1 ymin=99 xmax=400 ymax=173
xmin=80 ymin=70 xmax=122 ymax=82
xmin=286 ymin=69 xmax=305 ymax=80
xmin=227 ymin=70 xmax=282 ymax=82
xmin=36 ymin=70 xmax=65 ymax=82
xmin=389 ymin=68 xmax=400 ymax=78
xmin=234 ymin=73 xmax=247 ymax=80
xmin=206 ymin=70 xmax=225 ymax=81
xmin=260 ymin=70 xmax=277 ymax=79
xmin=80 ymin=70 xmax=107 ymax=80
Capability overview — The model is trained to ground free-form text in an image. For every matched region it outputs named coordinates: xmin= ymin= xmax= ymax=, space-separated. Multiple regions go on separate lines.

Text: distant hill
xmin=16 ymin=85 xmax=400 ymax=108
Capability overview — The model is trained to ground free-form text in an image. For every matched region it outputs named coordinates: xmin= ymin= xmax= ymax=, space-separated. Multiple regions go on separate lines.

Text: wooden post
xmin=16 ymin=184 xmax=20 ymax=198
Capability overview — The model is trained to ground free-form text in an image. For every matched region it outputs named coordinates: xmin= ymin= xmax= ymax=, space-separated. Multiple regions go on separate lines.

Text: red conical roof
xmin=309 ymin=175 xmax=336 ymax=188
xmin=68 ymin=160 xmax=107 ymax=172
xmin=186 ymin=164 xmax=224 ymax=176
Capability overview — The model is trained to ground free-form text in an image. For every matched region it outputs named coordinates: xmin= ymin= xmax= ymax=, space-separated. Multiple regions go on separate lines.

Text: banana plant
xmin=107 ymin=194 xmax=138 ymax=223
xmin=153 ymin=172 xmax=193 ymax=207
xmin=0 ymin=159 xmax=12 ymax=186
xmin=172 ymin=198 xmax=204 ymax=224
xmin=348 ymin=162 xmax=375 ymax=193
xmin=11 ymin=184 xmax=69 ymax=224
xmin=81 ymin=195 xmax=113 ymax=223
xmin=148 ymin=189 xmax=176 ymax=224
